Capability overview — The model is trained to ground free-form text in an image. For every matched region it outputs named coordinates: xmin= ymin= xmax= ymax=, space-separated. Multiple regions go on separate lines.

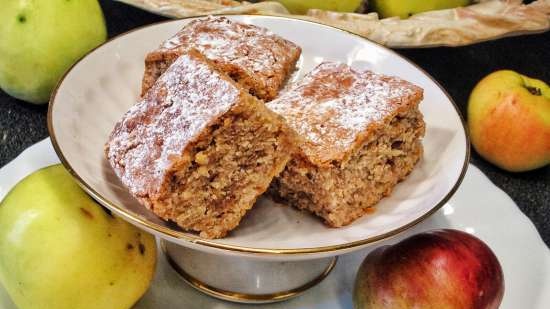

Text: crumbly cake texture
xmin=142 ymin=16 xmax=302 ymax=101
xmin=106 ymin=50 xmax=298 ymax=239
xmin=267 ymin=62 xmax=426 ymax=227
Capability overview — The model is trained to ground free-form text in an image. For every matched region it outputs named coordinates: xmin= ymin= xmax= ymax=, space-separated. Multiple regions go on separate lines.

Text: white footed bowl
xmin=48 ymin=15 xmax=469 ymax=261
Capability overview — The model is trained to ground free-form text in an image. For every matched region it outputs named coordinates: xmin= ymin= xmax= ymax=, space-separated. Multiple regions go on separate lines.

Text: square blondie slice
xmin=267 ymin=62 xmax=426 ymax=227
xmin=142 ymin=16 xmax=302 ymax=101
xmin=106 ymin=50 xmax=298 ymax=239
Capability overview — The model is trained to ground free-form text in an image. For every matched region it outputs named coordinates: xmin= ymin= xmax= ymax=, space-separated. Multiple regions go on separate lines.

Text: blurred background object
xmin=0 ymin=0 xmax=107 ymax=104
xmin=116 ymin=0 xmax=550 ymax=47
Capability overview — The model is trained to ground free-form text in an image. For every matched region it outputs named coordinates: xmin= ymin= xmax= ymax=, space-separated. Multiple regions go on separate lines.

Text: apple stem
xmin=526 ymin=86 xmax=542 ymax=96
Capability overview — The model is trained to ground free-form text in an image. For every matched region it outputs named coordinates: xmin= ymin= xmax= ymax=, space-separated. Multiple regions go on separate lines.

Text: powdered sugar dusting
xmin=267 ymin=62 xmax=423 ymax=165
xmin=158 ymin=16 xmax=301 ymax=98
xmin=106 ymin=51 xmax=240 ymax=197
xmin=162 ymin=17 xmax=277 ymax=72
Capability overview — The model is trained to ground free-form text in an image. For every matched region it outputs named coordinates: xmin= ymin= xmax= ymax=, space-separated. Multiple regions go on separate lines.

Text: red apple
xmin=353 ymin=229 xmax=504 ymax=309
xmin=468 ymin=70 xmax=550 ymax=172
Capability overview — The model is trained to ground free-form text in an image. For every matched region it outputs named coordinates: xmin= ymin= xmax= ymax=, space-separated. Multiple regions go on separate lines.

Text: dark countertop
xmin=0 ymin=0 xmax=548 ymax=246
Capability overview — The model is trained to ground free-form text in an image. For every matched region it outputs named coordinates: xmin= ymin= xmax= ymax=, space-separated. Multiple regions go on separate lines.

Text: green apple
xmin=370 ymin=0 xmax=471 ymax=19
xmin=0 ymin=165 xmax=157 ymax=309
xmin=468 ymin=70 xmax=550 ymax=172
xmin=0 ymin=0 xmax=107 ymax=104
xmin=274 ymin=0 xmax=365 ymax=14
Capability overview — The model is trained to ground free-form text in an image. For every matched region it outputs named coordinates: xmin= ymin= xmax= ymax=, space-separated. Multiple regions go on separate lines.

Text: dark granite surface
xmin=0 ymin=0 xmax=548 ymax=246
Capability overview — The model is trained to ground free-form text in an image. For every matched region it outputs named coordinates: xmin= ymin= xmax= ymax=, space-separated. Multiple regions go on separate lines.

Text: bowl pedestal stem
xmin=161 ymin=240 xmax=338 ymax=304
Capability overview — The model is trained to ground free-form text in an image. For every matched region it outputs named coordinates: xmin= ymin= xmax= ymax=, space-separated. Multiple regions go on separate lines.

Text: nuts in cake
xmin=107 ymin=17 xmax=429 ymax=238
xmin=106 ymin=50 xmax=298 ymax=238
xmin=267 ymin=62 xmax=426 ymax=227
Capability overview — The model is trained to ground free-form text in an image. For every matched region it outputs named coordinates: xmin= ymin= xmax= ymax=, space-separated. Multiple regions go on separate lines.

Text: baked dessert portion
xmin=267 ymin=62 xmax=426 ymax=227
xmin=142 ymin=16 xmax=302 ymax=101
xmin=106 ymin=50 xmax=298 ymax=239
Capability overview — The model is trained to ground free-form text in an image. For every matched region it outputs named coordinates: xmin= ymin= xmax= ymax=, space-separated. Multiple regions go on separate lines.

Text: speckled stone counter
xmin=0 ymin=0 xmax=548 ymax=245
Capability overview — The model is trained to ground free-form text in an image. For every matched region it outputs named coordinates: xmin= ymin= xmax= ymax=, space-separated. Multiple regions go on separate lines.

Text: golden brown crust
xmin=268 ymin=63 xmax=426 ymax=226
xmin=106 ymin=49 xmax=301 ymax=238
xmin=106 ymin=50 xmax=242 ymax=199
xmin=141 ymin=16 xmax=302 ymax=101
xmin=267 ymin=62 xmax=423 ymax=167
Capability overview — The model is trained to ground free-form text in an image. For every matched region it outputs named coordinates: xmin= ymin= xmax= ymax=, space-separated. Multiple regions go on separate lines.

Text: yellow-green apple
xmin=354 ymin=229 xmax=504 ymax=309
xmin=0 ymin=165 xmax=157 ymax=309
xmin=274 ymin=0 xmax=365 ymax=14
xmin=0 ymin=0 xmax=107 ymax=104
xmin=370 ymin=0 xmax=471 ymax=19
xmin=468 ymin=70 xmax=550 ymax=172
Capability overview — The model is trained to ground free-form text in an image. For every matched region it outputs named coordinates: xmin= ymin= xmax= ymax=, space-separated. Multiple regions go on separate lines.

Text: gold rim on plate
xmin=160 ymin=240 xmax=338 ymax=303
xmin=47 ymin=14 xmax=471 ymax=256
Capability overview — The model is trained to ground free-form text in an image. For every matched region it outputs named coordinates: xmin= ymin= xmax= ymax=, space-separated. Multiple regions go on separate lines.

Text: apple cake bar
xmin=141 ymin=16 xmax=302 ymax=101
xmin=267 ymin=62 xmax=426 ymax=227
xmin=106 ymin=50 xmax=298 ymax=239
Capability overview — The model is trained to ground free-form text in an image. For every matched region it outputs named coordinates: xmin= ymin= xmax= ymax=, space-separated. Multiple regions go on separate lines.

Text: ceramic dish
xmin=1 ymin=139 xmax=548 ymax=308
xmin=48 ymin=15 xmax=468 ymax=259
